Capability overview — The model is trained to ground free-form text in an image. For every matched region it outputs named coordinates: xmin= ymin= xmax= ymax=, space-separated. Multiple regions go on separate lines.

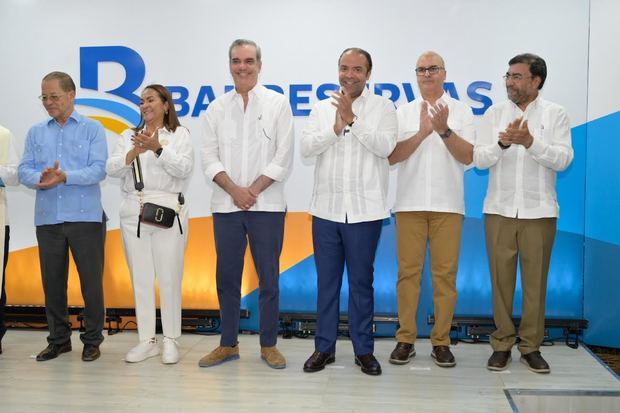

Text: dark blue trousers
xmin=213 ymin=211 xmax=285 ymax=347
xmin=312 ymin=216 xmax=382 ymax=356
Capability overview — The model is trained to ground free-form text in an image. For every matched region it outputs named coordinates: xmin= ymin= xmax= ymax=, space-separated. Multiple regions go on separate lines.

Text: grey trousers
xmin=36 ymin=221 xmax=106 ymax=346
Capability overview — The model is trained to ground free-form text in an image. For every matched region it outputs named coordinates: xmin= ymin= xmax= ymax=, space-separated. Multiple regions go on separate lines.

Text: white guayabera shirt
xmin=201 ymin=84 xmax=294 ymax=213
xmin=394 ymin=93 xmax=475 ymax=215
xmin=301 ymin=88 xmax=397 ymax=224
xmin=474 ymin=96 xmax=574 ymax=219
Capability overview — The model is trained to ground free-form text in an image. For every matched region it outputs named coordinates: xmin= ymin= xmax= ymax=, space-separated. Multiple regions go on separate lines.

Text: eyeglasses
xmin=38 ymin=94 xmax=66 ymax=102
xmin=503 ymin=73 xmax=532 ymax=82
xmin=415 ymin=66 xmax=444 ymax=76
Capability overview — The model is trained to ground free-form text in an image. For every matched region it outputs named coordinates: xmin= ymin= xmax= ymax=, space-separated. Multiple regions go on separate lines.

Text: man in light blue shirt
xmin=18 ymin=71 xmax=107 ymax=362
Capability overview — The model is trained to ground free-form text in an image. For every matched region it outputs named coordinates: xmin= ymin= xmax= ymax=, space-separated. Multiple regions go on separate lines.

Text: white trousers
xmin=120 ymin=194 xmax=188 ymax=342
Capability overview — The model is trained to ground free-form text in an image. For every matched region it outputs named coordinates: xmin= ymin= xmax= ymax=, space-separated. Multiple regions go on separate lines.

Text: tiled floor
xmin=0 ymin=330 xmax=618 ymax=412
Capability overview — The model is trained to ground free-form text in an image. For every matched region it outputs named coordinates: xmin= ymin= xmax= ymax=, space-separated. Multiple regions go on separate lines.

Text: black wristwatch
xmin=498 ymin=141 xmax=511 ymax=150
xmin=155 ymin=147 xmax=164 ymax=157
xmin=439 ymin=128 xmax=452 ymax=139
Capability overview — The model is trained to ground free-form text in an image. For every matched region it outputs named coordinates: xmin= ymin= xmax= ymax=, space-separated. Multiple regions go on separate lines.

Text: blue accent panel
xmin=583 ymin=110 xmax=620 ymax=348
xmin=556 ymin=122 xmax=586 ymax=235
xmin=584 ymin=237 xmax=620 ymax=347
xmin=74 ymin=98 xmax=141 ymax=126
xmin=585 ymin=111 xmax=620 ymax=245
xmin=279 ymin=256 xmax=318 ymax=312
xmin=464 ymin=168 xmax=488 ymax=220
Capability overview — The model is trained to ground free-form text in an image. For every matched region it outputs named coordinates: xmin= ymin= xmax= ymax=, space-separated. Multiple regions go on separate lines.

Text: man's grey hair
xmin=42 ymin=71 xmax=76 ymax=92
xmin=228 ymin=39 xmax=262 ymax=62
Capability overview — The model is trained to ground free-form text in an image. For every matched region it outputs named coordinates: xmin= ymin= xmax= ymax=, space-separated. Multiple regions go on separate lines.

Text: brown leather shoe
xmin=261 ymin=346 xmax=286 ymax=369
xmin=487 ymin=351 xmax=511 ymax=371
xmin=431 ymin=345 xmax=456 ymax=367
xmin=355 ymin=353 xmax=382 ymax=376
xmin=520 ymin=351 xmax=550 ymax=373
xmin=389 ymin=342 xmax=416 ymax=365
xmin=198 ymin=345 xmax=240 ymax=367
xmin=303 ymin=351 xmax=335 ymax=373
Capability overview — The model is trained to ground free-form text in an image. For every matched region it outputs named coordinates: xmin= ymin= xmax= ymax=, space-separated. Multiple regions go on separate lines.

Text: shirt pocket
xmin=218 ymin=119 xmax=241 ymax=151
xmin=33 ymin=143 xmax=49 ymax=169
xmin=66 ymin=136 xmax=91 ymax=165
xmin=257 ymin=116 xmax=277 ymax=145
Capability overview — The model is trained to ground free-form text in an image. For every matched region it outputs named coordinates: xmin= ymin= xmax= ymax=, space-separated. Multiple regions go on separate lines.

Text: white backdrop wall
xmin=0 ymin=0 xmax=589 ymax=251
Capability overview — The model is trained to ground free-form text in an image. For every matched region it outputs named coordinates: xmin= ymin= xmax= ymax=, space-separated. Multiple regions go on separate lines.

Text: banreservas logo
xmin=77 ymin=46 xmax=494 ymax=134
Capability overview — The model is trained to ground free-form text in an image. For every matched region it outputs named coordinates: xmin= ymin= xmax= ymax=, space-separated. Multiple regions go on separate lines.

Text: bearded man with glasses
xmin=474 ymin=53 xmax=573 ymax=373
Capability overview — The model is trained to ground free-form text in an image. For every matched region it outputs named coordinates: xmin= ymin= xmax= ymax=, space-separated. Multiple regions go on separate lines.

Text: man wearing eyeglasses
xmin=199 ymin=39 xmax=294 ymax=370
xmin=388 ymin=51 xmax=474 ymax=368
xmin=18 ymin=71 xmax=107 ymax=362
xmin=474 ymin=54 xmax=573 ymax=373
xmin=0 ymin=124 xmax=19 ymax=355
xmin=301 ymin=48 xmax=397 ymax=376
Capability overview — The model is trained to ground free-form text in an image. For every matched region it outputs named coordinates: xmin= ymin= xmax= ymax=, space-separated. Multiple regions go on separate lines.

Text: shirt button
xmin=58 ymin=195 xmax=62 ymax=199
xmin=80 ymin=209 xmax=84 ymax=213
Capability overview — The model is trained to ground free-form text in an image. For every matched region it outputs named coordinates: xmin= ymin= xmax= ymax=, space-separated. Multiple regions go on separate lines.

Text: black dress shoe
xmin=82 ymin=344 xmax=101 ymax=362
xmin=303 ymin=351 xmax=335 ymax=373
xmin=389 ymin=342 xmax=416 ymax=365
xmin=354 ymin=353 xmax=382 ymax=376
xmin=487 ymin=351 xmax=512 ymax=371
xmin=520 ymin=351 xmax=550 ymax=374
xmin=36 ymin=341 xmax=72 ymax=361
xmin=431 ymin=345 xmax=456 ymax=367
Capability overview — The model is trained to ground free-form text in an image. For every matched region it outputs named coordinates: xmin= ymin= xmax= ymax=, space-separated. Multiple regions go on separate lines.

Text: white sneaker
xmin=125 ymin=338 xmax=159 ymax=363
xmin=161 ymin=337 xmax=180 ymax=364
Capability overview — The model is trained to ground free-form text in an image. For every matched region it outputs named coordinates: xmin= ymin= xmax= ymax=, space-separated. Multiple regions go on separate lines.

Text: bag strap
xmin=131 ymin=155 xmax=144 ymax=191
xmin=131 ymin=151 xmax=185 ymax=237
xmin=131 ymin=155 xmax=144 ymax=237
xmin=176 ymin=193 xmax=185 ymax=235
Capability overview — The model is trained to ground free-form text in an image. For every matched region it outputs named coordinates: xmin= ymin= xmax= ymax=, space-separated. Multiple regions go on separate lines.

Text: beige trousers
xmin=485 ymin=214 xmax=557 ymax=354
xmin=395 ymin=211 xmax=463 ymax=346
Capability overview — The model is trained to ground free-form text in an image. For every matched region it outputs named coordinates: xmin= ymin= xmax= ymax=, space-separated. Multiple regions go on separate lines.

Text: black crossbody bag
xmin=131 ymin=154 xmax=184 ymax=238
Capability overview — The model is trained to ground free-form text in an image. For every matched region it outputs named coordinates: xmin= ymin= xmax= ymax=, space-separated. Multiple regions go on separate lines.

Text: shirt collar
xmin=422 ymin=91 xmax=449 ymax=106
xmin=510 ymin=93 xmax=541 ymax=113
xmin=47 ymin=109 xmax=82 ymax=126
xmin=232 ymin=83 xmax=264 ymax=101
xmin=359 ymin=87 xmax=370 ymax=100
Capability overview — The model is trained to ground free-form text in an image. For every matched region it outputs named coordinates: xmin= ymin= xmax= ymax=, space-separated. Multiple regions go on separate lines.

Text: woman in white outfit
xmin=106 ymin=84 xmax=194 ymax=364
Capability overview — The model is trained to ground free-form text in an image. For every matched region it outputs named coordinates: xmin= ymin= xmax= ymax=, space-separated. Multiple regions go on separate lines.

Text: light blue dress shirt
xmin=18 ymin=110 xmax=107 ymax=226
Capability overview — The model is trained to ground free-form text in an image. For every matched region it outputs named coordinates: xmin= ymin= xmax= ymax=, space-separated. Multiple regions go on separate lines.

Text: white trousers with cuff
xmin=120 ymin=193 xmax=188 ymax=342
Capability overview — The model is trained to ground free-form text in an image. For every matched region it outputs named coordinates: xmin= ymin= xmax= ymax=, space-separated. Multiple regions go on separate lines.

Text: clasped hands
xmin=331 ymin=90 xmax=356 ymax=136
xmin=419 ymin=101 xmax=450 ymax=138
xmin=498 ymin=117 xmax=533 ymax=148
xmin=231 ymin=185 xmax=259 ymax=211
xmin=132 ymin=129 xmax=162 ymax=155
xmin=38 ymin=160 xmax=66 ymax=189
